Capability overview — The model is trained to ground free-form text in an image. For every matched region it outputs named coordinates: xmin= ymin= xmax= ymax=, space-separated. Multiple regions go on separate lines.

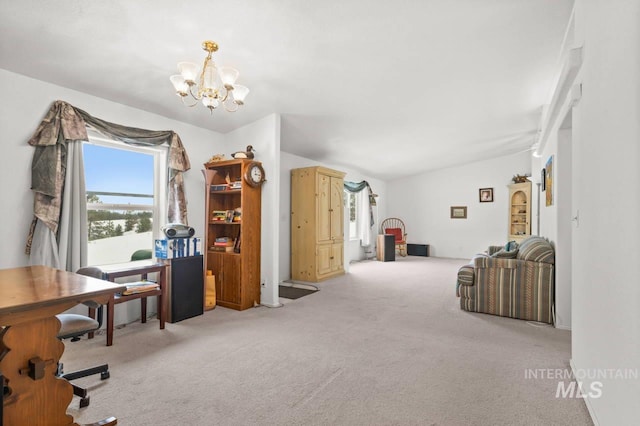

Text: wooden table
xmin=0 ymin=265 xmax=124 ymax=426
xmin=91 ymin=260 xmax=166 ymax=347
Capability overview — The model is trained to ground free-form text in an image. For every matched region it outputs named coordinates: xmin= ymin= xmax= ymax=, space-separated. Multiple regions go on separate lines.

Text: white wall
xmin=279 ymin=151 xmax=387 ymax=283
xmin=386 ymin=151 xmax=531 ymax=259
xmin=567 ymin=1 xmax=640 ymax=424
xmin=223 ymin=113 xmax=281 ymax=307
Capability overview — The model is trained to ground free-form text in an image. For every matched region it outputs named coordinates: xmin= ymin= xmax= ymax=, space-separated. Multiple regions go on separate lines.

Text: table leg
xmin=158 ymin=267 xmax=166 ymax=330
xmin=141 ymin=297 xmax=147 ymax=323
xmin=0 ymin=318 xmax=75 ymax=424
xmin=107 ymin=294 xmax=115 ymax=347
xmin=87 ymin=306 xmax=96 ymax=339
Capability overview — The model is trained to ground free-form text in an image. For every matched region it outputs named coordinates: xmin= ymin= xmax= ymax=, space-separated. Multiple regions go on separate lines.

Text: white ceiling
xmin=0 ymin=0 xmax=573 ymax=181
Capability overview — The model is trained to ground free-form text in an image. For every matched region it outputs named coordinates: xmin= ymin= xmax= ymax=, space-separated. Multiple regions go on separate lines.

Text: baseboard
xmin=260 ymin=301 xmax=283 ymax=308
xmin=570 ymin=359 xmax=600 ymax=426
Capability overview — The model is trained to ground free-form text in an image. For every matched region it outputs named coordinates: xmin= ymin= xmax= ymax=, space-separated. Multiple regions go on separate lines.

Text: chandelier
xmin=170 ymin=40 xmax=249 ymax=114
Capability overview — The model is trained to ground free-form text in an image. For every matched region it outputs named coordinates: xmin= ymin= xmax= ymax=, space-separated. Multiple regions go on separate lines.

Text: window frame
xmin=83 ymin=134 xmax=167 ymax=260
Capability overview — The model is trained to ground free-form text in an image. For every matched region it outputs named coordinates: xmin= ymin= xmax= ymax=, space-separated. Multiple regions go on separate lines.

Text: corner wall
xmin=223 ymin=114 xmax=281 ymax=307
xmin=568 ymin=1 xmax=640 ymax=424
xmin=386 ymin=151 xmax=531 ymax=259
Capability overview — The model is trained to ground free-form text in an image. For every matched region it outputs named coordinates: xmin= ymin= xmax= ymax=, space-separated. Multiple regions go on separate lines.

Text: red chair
xmin=380 ymin=218 xmax=408 ymax=257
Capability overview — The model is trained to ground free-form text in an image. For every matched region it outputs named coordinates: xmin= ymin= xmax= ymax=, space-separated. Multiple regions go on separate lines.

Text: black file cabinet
xmin=166 ymin=255 xmax=204 ymax=323
xmin=376 ymin=234 xmax=396 ymax=262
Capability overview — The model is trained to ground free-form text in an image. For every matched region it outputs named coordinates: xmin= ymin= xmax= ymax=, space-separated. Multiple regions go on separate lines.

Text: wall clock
xmin=244 ymin=161 xmax=265 ymax=188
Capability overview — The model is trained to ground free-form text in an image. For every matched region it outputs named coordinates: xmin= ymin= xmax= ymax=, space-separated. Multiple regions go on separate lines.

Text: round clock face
xmin=244 ymin=162 xmax=265 ymax=187
xmin=251 ymin=165 xmax=262 ymax=182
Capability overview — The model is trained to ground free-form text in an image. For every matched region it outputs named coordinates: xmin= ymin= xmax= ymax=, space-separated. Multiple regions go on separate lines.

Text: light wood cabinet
xmin=203 ymin=159 xmax=262 ymax=310
xmin=508 ymin=181 xmax=532 ymax=242
xmin=291 ymin=166 xmax=346 ymax=282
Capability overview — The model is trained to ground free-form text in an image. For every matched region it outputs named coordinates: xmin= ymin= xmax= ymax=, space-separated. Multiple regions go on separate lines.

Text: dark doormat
xmin=279 ymin=285 xmax=318 ymax=300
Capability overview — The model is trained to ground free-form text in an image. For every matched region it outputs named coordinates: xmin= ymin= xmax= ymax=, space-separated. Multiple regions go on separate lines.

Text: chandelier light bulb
xmin=170 ymin=75 xmax=188 ymax=96
xmin=232 ymin=84 xmax=250 ymax=105
xmin=177 ymin=62 xmax=199 ymax=84
xmin=219 ymin=67 xmax=239 ymax=88
xmin=202 ymin=97 xmax=219 ymax=109
xmin=170 ymin=40 xmax=248 ymax=116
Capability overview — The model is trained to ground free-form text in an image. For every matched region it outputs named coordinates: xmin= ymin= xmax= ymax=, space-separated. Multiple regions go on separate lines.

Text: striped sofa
xmin=456 ymin=236 xmax=555 ymax=324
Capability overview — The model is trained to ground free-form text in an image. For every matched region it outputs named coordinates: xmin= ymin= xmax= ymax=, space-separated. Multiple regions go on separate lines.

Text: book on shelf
xmin=119 ymin=280 xmax=159 ymax=296
xmin=211 ymin=210 xmax=227 ymax=221
xmin=210 ymin=245 xmax=235 ymax=253
xmin=211 ymin=184 xmax=230 ymax=191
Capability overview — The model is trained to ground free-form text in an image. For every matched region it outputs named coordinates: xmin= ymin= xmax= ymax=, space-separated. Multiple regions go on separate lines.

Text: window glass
xmin=84 ymin=140 xmax=163 ymax=265
xmin=347 ymin=191 xmax=358 ymax=239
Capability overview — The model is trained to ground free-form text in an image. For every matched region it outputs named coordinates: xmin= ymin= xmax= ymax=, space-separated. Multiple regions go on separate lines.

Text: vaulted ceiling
xmin=0 ymin=0 xmax=573 ymax=180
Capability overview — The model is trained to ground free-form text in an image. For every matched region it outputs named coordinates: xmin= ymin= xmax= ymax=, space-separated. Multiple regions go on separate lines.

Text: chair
xmin=456 ymin=236 xmax=555 ymax=323
xmin=130 ymin=249 xmax=152 ymax=261
xmin=56 ymin=267 xmax=111 ymax=408
xmin=380 ymin=218 xmax=408 ymax=257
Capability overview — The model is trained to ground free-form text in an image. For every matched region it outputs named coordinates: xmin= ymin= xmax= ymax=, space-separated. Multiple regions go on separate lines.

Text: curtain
xmin=344 ymin=180 xmax=376 ymax=247
xmin=356 ymin=189 xmax=371 ymax=246
xmin=25 ymin=100 xmax=191 ymax=270
xmin=56 ymin=141 xmax=87 ymax=271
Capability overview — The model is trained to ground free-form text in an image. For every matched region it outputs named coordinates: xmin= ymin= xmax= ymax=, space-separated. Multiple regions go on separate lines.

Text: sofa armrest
xmin=487 ymin=245 xmax=503 ymax=256
xmin=456 ymin=264 xmax=475 ymax=297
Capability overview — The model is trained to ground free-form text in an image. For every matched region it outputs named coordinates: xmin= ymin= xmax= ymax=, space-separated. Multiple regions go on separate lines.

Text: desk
xmin=93 ymin=260 xmax=167 ymax=346
xmin=0 ymin=266 xmax=124 ymax=425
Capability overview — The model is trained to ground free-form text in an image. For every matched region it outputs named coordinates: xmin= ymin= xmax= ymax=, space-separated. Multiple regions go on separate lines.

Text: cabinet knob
xmin=330 ymin=256 xmax=334 ymax=260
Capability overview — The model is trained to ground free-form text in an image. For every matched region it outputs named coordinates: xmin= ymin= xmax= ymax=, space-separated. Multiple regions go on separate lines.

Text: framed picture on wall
xmin=450 ymin=206 xmax=467 ymax=219
xmin=545 ymin=156 xmax=553 ymax=206
xmin=479 ymin=188 xmax=493 ymax=203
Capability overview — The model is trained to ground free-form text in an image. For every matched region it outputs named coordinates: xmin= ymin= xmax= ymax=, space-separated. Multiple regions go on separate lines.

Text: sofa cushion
xmin=517 ymin=236 xmax=555 ymax=264
xmin=491 ymin=248 xmax=519 ymax=258
xmin=505 ymin=240 xmax=519 ymax=251
xmin=384 ymin=228 xmax=404 ymax=242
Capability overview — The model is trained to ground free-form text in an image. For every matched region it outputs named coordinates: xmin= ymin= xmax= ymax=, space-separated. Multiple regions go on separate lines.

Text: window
xmin=346 ymin=191 xmax=358 ymax=240
xmin=83 ymin=136 xmax=166 ymax=265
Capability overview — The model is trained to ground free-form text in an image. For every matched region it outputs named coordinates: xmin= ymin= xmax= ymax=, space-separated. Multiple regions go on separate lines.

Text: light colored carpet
xmin=63 ymin=257 xmax=592 ymax=425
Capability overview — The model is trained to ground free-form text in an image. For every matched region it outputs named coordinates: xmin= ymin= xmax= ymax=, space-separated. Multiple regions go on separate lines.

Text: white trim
xmin=570 ymin=359 xmax=600 ymax=426
xmin=535 ymin=47 xmax=583 ymax=155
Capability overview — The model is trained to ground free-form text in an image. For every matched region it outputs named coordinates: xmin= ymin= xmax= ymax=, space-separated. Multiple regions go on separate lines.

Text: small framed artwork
xmin=545 ymin=156 xmax=553 ymax=206
xmin=479 ymin=188 xmax=493 ymax=203
xmin=450 ymin=206 xmax=467 ymax=219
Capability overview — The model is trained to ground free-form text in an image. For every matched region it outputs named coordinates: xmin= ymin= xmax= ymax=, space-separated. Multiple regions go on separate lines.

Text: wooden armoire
xmin=291 ymin=166 xmax=346 ymax=282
